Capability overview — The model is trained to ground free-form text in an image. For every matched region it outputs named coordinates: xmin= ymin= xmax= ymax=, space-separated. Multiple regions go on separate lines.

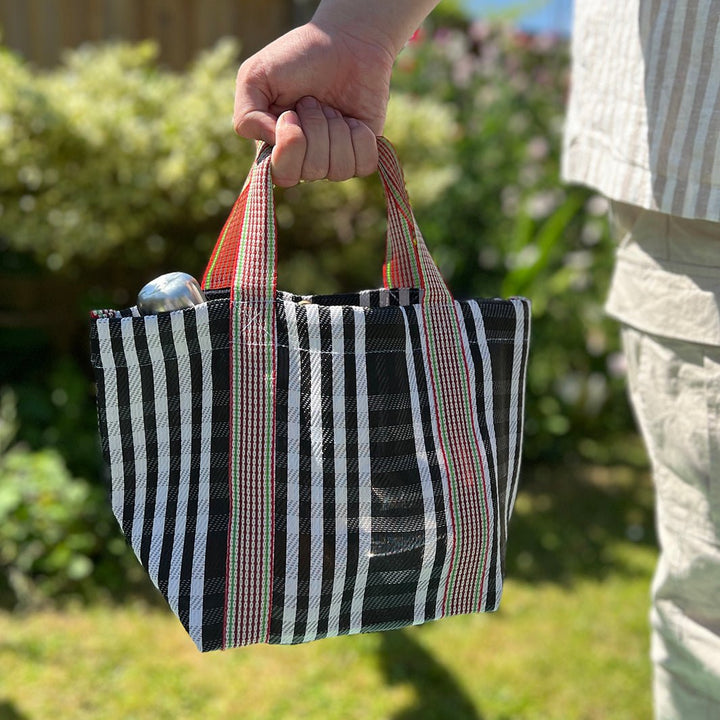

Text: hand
xmin=266 ymin=96 xmax=379 ymax=187
xmin=233 ymin=21 xmax=394 ymax=186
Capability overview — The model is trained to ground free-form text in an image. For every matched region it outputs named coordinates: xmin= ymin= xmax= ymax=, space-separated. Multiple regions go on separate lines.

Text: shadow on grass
xmin=0 ymin=700 xmax=29 ymax=720
xmin=377 ymin=629 xmax=483 ymax=720
xmin=506 ymin=463 xmax=657 ymax=584
xmin=372 ymin=464 xmax=654 ymax=719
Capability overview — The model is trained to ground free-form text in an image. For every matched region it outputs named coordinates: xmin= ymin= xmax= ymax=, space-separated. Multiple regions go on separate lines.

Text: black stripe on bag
xmin=483 ymin=301 xmax=517 ymax=548
xmin=270 ymin=296 xmax=292 ymax=643
xmin=340 ymin=306 xmax=361 ymax=636
xmin=363 ymin=307 xmax=425 ymax=630
xmin=133 ymin=322 xmax=158 ymax=571
xmin=201 ymin=301 xmax=232 ymax=651
xmin=175 ymin=311 xmax=202 ymax=637
xmin=155 ymin=315 xmax=181 ymax=600
xmin=269 ymin=300 xmax=291 ymax=643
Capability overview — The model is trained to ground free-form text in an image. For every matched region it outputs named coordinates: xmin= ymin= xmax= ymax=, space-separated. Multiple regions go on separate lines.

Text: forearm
xmin=312 ymin=0 xmax=441 ymax=58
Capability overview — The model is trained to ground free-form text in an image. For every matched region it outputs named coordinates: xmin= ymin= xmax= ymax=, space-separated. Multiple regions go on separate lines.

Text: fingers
xmin=272 ymin=111 xmax=307 ymax=187
xmin=348 ymin=118 xmax=379 ymax=178
xmin=323 ymin=106 xmax=354 ymax=182
xmin=295 ymin=97 xmax=330 ymax=182
xmin=271 ymin=96 xmax=378 ymax=187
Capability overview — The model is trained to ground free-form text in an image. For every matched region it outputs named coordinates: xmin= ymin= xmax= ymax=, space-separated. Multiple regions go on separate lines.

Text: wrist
xmin=312 ymin=0 xmax=439 ymax=58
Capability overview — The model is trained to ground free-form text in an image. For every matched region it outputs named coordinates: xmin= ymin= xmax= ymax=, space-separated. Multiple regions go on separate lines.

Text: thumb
xmin=233 ymin=108 xmax=278 ymax=146
xmin=233 ymin=80 xmax=278 ymax=145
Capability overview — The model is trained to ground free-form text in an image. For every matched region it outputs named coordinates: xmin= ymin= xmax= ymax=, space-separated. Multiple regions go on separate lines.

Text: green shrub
xmin=0 ymin=390 xmax=142 ymax=608
xmin=0 ymin=39 xmax=253 ymax=272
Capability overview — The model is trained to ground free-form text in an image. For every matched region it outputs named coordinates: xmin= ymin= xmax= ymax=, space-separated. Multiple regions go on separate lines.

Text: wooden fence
xmin=0 ymin=0 xmax=304 ymax=68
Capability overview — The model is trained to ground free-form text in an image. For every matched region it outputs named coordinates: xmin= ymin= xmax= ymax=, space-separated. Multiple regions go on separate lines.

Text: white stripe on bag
xmin=304 ymin=304 xmax=325 ymax=642
xmin=401 ymin=309 xmax=438 ymax=626
xmin=97 ymin=320 xmax=125 ymax=527
xmin=281 ymin=302 xmax=301 ymax=643
xmin=507 ymin=299 xmax=530 ymax=523
xmin=350 ymin=308 xmax=372 ymax=635
xmin=327 ymin=306 xmax=348 ymax=637
xmin=145 ymin=315 xmax=170 ymax=590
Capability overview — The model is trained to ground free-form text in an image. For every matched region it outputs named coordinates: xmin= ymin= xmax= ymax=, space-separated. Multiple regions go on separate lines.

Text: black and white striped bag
xmin=89 ymin=139 xmax=531 ymax=651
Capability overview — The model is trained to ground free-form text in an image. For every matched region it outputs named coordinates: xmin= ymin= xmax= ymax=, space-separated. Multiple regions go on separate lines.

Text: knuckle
xmin=302 ymin=166 xmax=326 ymax=182
xmin=327 ymin=169 xmax=351 ymax=182
xmin=356 ymin=156 xmax=378 ymax=177
xmin=273 ymin=174 xmax=297 ymax=188
xmin=301 ymin=152 xmax=329 ymax=181
xmin=328 ymin=157 xmax=354 ymax=182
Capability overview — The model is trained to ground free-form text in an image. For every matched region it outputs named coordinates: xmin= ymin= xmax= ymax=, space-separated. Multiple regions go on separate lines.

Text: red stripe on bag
xmin=424 ymin=303 xmax=491 ymax=617
xmin=378 ymin=138 xmax=491 ymax=615
xmin=222 ymin=146 xmax=277 ymax=648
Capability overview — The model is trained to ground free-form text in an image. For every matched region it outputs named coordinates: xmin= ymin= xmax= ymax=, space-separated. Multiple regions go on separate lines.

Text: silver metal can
xmin=137 ymin=272 xmax=207 ymax=315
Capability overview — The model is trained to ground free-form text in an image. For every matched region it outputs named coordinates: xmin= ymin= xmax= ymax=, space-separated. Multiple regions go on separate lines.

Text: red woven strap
xmin=201 ymin=182 xmax=250 ymax=291
xmin=376 ymin=138 xmax=450 ymax=301
xmin=202 ymin=138 xmax=449 ymax=301
xmin=375 ymin=141 xmax=491 ymax=614
xmin=221 ymin=145 xmax=277 ymax=647
xmin=202 ymin=142 xmax=277 ymax=298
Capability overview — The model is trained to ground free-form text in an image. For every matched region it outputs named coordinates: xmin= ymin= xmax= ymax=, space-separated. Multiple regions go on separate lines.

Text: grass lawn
xmin=0 ymin=465 xmax=656 ymax=720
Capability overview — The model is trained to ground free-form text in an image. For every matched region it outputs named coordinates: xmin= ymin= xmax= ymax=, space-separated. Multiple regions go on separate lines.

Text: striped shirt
xmin=562 ymin=1 xmax=720 ymax=222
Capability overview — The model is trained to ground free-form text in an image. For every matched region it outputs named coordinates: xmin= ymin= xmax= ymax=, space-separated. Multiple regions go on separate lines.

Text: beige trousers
xmin=610 ymin=202 xmax=720 ymax=719
xmin=622 ymin=327 xmax=720 ymax=719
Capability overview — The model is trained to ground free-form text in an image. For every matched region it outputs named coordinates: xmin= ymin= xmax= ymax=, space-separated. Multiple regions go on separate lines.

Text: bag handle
xmin=202 ymin=137 xmax=452 ymax=304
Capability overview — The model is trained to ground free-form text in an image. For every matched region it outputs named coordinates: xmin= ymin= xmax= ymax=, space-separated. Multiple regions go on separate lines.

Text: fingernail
xmin=279 ymin=110 xmax=300 ymax=126
xmin=298 ymin=96 xmax=319 ymax=109
xmin=347 ymin=117 xmax=361 ymax=129
xmin=322 ymin=105 xmax=339 ymax=119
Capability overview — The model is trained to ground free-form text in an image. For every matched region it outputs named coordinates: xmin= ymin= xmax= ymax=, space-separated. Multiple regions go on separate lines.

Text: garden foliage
xmin=0 ymin=18 xmax=638 ymax=605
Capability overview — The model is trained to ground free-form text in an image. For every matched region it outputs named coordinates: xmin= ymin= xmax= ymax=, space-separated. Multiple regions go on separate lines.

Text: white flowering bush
xmin=0 ymin=40 xmax=454 ymax=274
xmin=0 ymin=39 xmax=253 ymax=270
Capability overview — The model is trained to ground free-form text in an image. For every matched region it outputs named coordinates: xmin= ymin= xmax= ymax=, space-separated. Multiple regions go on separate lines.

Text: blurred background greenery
xmin=0 ymin=3 xmax=654 ymax=718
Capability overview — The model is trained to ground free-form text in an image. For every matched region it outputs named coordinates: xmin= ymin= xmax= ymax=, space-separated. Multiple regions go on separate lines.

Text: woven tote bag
xmin=89 ymin=138 xmax=531 ymax=652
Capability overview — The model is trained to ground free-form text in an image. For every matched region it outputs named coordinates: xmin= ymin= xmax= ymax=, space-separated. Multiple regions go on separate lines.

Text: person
xmin=563 ymin=4 xmax=720 ymax=719
xmin=233 ymin=1 xmax=720 ymax=717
